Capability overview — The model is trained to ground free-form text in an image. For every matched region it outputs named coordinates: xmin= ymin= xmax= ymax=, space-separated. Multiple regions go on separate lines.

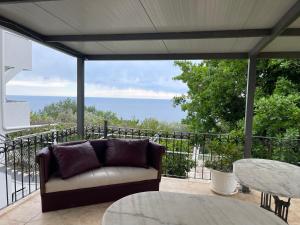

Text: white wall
xmin=0 ymin=29 xmax=32 ymax=135
xmin=3 ymin=101 xmax=30 ymax=129
xmin=4 ymin=31 xmax=32 ymax=71
xmin=0 ymin=168 xmax=12 ymax=209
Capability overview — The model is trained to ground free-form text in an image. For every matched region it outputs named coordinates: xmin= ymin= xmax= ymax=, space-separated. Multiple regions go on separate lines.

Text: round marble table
xmin=102 ymin=191 xmax=286 ymax=225
xmin=233 ymin=158 xmax=300 ymax=222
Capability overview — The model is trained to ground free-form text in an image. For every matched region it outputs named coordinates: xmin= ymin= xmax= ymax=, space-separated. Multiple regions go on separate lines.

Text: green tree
xmin=173 ymin=60 xmax=247 ymax=132
xmin=257 ymin=59 xmax=300 ymax=95
xmin=253 ymin=78 xmax=300 ymax=138
xmin=174 ymin=59 xmax=300 ymax=136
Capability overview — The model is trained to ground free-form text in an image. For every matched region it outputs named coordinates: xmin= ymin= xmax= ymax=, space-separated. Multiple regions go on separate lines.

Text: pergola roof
xmin=0 ymin=0 xmax=300 ymax=60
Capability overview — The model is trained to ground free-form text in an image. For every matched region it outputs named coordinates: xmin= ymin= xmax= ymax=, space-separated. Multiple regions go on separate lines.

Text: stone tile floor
xmin=0 ymin=177 xmax=299 ymax=225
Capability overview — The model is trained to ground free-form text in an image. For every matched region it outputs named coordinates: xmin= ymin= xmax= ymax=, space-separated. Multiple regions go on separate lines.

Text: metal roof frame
xmin=0 ymin=15 xmax=84 ymax=58
xmin=249 ymin=0 xmax=300 ymax=56
xmin=43 ymin=28 xmax=299 ymax=42
xmin=0 ymin=0 xmax=299 ymax=59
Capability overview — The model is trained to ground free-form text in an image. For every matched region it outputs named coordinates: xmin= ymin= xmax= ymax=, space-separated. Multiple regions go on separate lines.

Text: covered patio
xmin=0 ymin=0 xmax=300 ymax=225
xmin=0 ymin=0 xmax=300 ymax=156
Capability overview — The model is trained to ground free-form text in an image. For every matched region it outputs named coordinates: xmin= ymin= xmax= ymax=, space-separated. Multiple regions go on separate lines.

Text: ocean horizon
xmin=7 ymin=95 xmax=186 ymax=123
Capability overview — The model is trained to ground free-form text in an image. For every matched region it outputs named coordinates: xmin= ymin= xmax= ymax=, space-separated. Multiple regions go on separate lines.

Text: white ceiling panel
xmin=62 ymin=42 xmax=112 ymax=55
xmin=98 ymin=40 xmax=168 ymax=54
xmin=0 ymin=3 xmax=75 ymax=35
xmin=141 ymin=0 xmax=297 ymax=32
xmin=289 ymin=17 xmax=300 ymax=28
xmin=0 ymin=0 xmax=298 ymax=56
xmin=36 ymin=0 xmax=155 ymax=34
xmin=232 ymin=37 xmax=262 ymax=52
xmin=263 ymin=37 xmax=300 ymax=52
xmin=165 ymin=38 xmax=260 ymax=53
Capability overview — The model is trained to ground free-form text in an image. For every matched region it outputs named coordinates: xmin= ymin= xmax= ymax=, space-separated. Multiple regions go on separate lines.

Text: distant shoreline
xmin=7 ymin=95 xmax=174 ymax=101
xmin=7 ymin=95 xmax=185 ymax=123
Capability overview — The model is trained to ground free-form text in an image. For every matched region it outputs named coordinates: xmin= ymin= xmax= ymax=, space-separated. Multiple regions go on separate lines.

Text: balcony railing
xmin=0 ymin=124 xmax=299 ymax=210
xmin=252 ymin=135 xmax=300 ymax=165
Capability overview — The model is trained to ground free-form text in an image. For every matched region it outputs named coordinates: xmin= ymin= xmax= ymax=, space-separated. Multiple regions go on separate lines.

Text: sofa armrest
xmin=148 ymin=142 xmax=165 ymax=180
xmin=36 ymin=147 xmax=52 ymax=193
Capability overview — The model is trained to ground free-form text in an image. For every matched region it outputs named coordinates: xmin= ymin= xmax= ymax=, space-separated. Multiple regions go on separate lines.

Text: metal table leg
xmin=260 ymin=192 xmax=291 ymax=223
xmin=273 ymin=196 xmax=291 ymax=223
xmin=261 ymin=192 xmax=272 ymax=210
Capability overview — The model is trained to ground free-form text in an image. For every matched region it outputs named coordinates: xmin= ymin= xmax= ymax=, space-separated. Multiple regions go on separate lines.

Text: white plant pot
xmin=210 ymin=169 xmax=238 ymax=195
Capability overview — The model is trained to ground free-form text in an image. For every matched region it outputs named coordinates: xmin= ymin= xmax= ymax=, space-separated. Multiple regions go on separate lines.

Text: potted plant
xmin=205 ymin=139 xmax=242 ymax=195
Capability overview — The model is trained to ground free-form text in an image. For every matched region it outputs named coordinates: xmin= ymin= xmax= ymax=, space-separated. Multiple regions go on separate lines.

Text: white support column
xmin=244 ymin=56 xmax=257 ymax=158
xmin=77 ymin=58 xmax=85 ymax=137
xmin=0 ymin=30 xmax=4 ymax=136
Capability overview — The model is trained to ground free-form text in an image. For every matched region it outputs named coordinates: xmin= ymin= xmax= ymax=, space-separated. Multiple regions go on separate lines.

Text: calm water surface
xmin=7 ymin=95 xmax=186 ymax=122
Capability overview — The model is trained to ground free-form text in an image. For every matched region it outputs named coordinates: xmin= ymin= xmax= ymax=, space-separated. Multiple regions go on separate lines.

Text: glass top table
xmin=233 ymin=158 xmax=300 ymax=222
xmin=102 ymin=191 xmax=286 ymax=225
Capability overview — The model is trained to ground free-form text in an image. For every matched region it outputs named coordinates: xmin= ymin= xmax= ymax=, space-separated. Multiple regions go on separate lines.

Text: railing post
xmin=4 ymin=142 xmax=9 ymax=206
xmin=104 ymin=120 xmax=108 ymax=139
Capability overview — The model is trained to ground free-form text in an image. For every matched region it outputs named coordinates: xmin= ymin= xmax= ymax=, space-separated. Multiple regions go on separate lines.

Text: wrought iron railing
xmin=252 ymin=136 xmax=300 ymax=165
xmin=0 ymin=127 xmax=79 ymax=209
xmin=0 ymin=124 xmax=299 ymax=210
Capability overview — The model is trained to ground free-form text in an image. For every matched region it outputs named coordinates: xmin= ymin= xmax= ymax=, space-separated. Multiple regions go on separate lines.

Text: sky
xmin=6 ymin=42 xmax=190 ymax=99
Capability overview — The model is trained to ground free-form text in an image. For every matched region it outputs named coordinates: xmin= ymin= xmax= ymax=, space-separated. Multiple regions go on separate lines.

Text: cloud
xmin=6 ymin=78 xmax=76 ymax=97
xmin=6 ymin=78 xmax=180 ymax=99
xmin=85 ymin=83 xmax=180 ymax=99
xmin=85 ymin=60 xmax=188 ymax=93
xmin=7 ymin=79 xmax=71 ymax=88
xmin=6 ymin=42 xmax=192 ymax=99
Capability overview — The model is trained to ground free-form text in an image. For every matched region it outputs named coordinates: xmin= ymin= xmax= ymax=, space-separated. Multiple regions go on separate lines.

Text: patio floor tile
xmin=0 ymin=177 xmax=299 ymax=225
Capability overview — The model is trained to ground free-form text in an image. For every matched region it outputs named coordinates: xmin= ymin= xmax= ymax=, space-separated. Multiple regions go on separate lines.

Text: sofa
xmin=36 ymin=139 xmax=165 ymax=212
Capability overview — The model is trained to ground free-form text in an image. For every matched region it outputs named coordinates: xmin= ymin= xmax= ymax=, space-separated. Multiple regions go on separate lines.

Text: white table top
xmin=234 ymin=158 xmax=300 ymax=198
xmin=102 ymin=191 xmax=286 ymax=225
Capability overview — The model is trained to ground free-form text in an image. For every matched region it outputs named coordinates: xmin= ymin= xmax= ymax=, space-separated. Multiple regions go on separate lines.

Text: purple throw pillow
xmin=105 ymin=139 xmax=149 ymax=168
xmin=52 ymin=141 xmax=100 ymax=179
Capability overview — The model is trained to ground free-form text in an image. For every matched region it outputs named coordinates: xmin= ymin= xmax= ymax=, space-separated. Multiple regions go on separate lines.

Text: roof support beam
xmin=0 ymin=0 xmax=62 ymax=4
xmin=258 ymin=52 xmax=300 ymax=58
xmin=85 ymin=51 xmax=300 ymax=60
xmin=43 ymin=28 xmax=300 ymax=42
xmin=249 ymin=0 xmax=300 ymax=56
xmin=85 ymin=53 xmax=249 ymax=60
xmin=44 ymin=29 xmax=271 ymax=42
xmin=0 ymin=15 xmax=84 ymax=58
xmin=282 ymin=28 xmax=300 ymax=36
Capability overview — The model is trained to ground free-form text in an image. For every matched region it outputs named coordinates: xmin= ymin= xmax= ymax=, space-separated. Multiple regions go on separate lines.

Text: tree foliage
xmin=174 ymin=59 xmax=300 ymax=140
xmin=30 ymin=98 xmax=187 ymax=132
xmin=254 ymin=78 xmax=300 ymax=138
xmin=173 ymin=60 xmax=247 ymax=132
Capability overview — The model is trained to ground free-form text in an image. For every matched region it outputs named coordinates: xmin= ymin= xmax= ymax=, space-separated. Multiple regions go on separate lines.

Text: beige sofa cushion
xmin=45 ymin=167 xmax=158 ymax=193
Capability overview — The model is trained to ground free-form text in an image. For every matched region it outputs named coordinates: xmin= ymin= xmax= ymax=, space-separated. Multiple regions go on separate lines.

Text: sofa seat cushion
xmin=45 ymin=166 xmax=158 ymax=193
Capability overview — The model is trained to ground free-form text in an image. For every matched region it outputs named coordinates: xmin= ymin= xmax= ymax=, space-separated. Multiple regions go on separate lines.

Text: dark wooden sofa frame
xmin=36 ymin=139 xmax=165 ymax=212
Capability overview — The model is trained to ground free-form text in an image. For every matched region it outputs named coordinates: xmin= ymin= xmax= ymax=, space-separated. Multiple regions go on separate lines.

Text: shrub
xmin=205 ymin=139 xmax=242 ymax=173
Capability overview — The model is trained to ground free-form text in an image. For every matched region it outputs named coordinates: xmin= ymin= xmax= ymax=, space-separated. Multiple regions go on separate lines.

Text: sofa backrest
xmin=45 ymin=139 xmax=165 ymax=176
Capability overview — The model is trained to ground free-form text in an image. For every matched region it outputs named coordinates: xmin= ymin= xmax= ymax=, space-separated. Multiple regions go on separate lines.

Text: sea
xmin=7 ymin=95 xmax=186 ymax=123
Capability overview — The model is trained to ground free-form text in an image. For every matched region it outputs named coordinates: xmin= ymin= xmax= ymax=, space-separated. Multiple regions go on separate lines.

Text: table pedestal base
xmin=260 ymin=193 xmax=291 ymax=223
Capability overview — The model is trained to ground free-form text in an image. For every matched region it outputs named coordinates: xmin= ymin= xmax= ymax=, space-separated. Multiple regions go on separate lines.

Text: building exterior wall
xmin=0 ymin=29 xmax=32 ymax=136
